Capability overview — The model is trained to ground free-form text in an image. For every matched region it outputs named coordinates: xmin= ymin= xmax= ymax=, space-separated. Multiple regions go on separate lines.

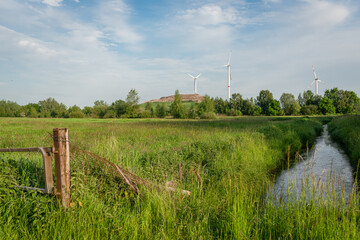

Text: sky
xmin=0 ymin=0 xmax=359 ymax=107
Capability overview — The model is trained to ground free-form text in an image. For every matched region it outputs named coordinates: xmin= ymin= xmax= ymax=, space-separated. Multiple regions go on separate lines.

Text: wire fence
xmin=0 ymin=130 xmax=190 ymax=206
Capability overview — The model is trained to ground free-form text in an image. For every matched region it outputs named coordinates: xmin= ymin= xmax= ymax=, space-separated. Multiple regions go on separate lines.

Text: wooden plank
xmin=39 ymin=147 xmax=54 ymax=194
xmin=53 ymin=128 xmax=71 ymax=208
xmin=1 ymin=147 xmax=54 ymax=195
xmin=0 ymin=147 xmax=52 ymax=153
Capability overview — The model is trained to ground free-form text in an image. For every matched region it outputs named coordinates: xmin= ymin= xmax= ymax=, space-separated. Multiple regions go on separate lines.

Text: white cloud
xmin=178 ymin=4 xmax=241 ymax=26
xmin=18 ymin=39 xmax=59 ymax=57
xmin=42 ymin=0 xmax=63 ymax=7
xmin=263 ymin=0 xmax=281 ymax=4
xmin=297 ymin=0 xmax=350 ymax=27
xmin=97 ymin=0 xmax=143 ymax=45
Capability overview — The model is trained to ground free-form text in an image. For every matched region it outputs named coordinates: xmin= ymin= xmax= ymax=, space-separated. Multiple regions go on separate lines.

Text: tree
xmin=23 ymin=103 xmax=40 ymax=118
xmin=318 ymin=97 xmax=336 ymax=115
xmin=325 ymin=88 xmax=359 ymax=114
xmin=0 ymin=100 xmax=21 ymax=117
xmin=230 ymin=93 xmax=243 ymax=111
xmin=214 ymin=97 xmax=228 ymax=114
xmin=145 ymin=102 xmax=154 ymax=117
xmin=126 ymin=89 xmax=140 ymax=117
xmin=280 ymin=93 xmax=300 ymax=115
xmin=38 ymin=98 xmax=66 ymax=118
xmin=301 ymin=105 xmax=318 ymax=115
xmin=242 ymin=98 xmax=261 ymax=116
xmin=110 ymin=99 xmax=127 ymax=117
xmin=256 ymin=90 xmax=273 ymax=115
xmin=187 ymin=103 xmax=197 ymax=119
xmin=67 ymin=105 xmax=84 ymax=118
xmin=170 ymin=90 xmax=185 ymax=118
xmin=82 ymin=106 xmax=93 ymax=117
xmin=268 ymin=99 xmax=281 ymax=116
xmin=92 ymin=100 xmax=108 ymax=118
xmin=197 ymin=95 xmax=215 ymax=116
xmin=155 ymin=103 xmax=167 ymax=118
xmin=339 ymin=90 xmax=358 ymax=114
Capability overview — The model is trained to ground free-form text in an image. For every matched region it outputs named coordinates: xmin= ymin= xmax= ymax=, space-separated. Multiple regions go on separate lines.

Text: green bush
xmin=69 ymin=111 xmax=85 ymax=118
xmin=200 ymin=112 xmax=217 ymax=119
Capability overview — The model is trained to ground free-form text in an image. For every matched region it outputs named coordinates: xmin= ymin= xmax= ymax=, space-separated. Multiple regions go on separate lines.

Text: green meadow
xmin=0 ymin=116 xmax=359 ymax=239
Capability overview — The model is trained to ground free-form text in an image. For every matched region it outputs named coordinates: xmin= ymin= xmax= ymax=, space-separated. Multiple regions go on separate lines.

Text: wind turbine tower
xmin=225 ymin=51 xmax=232 ymax=101
xmin=312 ymin=65 xmax=323 ymax=96
xmin=188 ymin=73 xmax=201 ymax=94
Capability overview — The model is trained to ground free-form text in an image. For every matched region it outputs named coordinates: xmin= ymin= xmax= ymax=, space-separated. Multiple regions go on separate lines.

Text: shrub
xmin=200 ymin=112 xmax=217 ymax=119
xmin=69 ymin=111 xmax=85 ymax=118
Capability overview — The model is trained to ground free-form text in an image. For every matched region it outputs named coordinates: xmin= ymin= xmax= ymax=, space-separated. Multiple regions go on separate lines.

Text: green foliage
xmin=144 ymin=102 xmax=154 ymax=117
xmin=170 ymin=90 xmax=185 ymax=119
xmin=256 ymin=90 xmax=274 ymax=114
xmin=23 ymin=103 xmax=40 ymax=118
xmin=82 ymin=106 xmax=93 ymax=117
xmin=301 ymin=104 xmax=318 ymax=115
xmin=125 ymin=89 xmax=140 ymax=118
xmin=268 ymin=99 xmax=281 ymax=116
xmin=280 ymin=93 xmax=300 ymax=115
xmin=155 ymin=103 xmax=167 ymax=118
xmin=186 ymin=103 xmax=198 ymax=119
xmin=38 ymin=98 xmax=66 ymax=118
xmin=200 ymin=112 xmax=217 ymax=119
xmin=197 ymin=95 xmax=215 ymax=116
xmin=0 ymin=100 xmax=21 ymax=117
xmin=109 ymin=99 xmax=127 ymax=117
xmin=325 ymin=88 xmax=359 ymax=114
xmin=92 ymin=100 xmax=108 ymax=118
xmin=242 ymin=98 xmax=261 ymax=116
xmin=328 ymin=116 xmax=360 ymax=168
xmin=69 ymin=111 xmax=85 ymax=118
xmin=319 ymin=96 xmax=336 ymax=115
xmin=213 ymin=97 xmax=228 ymax=114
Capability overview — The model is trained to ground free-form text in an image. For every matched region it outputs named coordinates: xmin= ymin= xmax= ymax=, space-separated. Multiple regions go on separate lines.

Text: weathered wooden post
xmin=53 ymin=128 xmax=71 ymax=208
xmin=39 ymin=147 xmax=54 ymax=194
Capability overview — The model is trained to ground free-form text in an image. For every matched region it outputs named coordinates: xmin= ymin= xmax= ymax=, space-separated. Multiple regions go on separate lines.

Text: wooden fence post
xmin=39 ymin=147 xmax=54 ymax=194
xmin=53 ymin=128 xmax=71 ymax=208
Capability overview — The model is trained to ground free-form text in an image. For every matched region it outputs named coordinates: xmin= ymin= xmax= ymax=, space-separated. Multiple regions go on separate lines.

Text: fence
xmin=0 ymin=128 xmax=190 ymax=208
xmin=0 ymin=128 xmax=71 ymax=208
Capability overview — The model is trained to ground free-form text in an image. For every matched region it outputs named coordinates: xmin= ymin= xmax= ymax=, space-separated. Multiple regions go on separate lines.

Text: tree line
xmin=0 ymin=88 xmax=359 ymax=119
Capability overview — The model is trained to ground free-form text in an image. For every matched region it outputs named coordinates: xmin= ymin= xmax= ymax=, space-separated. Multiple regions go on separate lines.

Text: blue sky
xmin=0 ymin=0 xmax=359 ymax=107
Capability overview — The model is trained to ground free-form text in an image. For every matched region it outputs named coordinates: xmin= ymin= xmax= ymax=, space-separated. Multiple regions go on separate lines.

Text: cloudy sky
xmin=0 ymin=0 xmax=359 ymax=107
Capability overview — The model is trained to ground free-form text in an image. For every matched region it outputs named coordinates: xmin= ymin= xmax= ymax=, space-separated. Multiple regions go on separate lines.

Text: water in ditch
xmin=270 ymin=125 xmax=355 ymax=204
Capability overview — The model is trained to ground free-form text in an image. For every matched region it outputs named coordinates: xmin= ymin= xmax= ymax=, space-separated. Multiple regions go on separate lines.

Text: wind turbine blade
xmin=311 ymin=80 xmax=315 ymax=85
xmin=196 ymin=73 xmax=201 ymax=78
xmin=312 ymin=65 xmax=318 ymax=79
xmin=188 ymin=73 xmax=195 ymax=78
xmin=227 ymin=50 xmax=232 ymax=65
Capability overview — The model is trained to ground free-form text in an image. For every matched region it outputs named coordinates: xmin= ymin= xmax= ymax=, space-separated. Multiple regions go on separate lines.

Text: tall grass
xmin=0 ymin=116 xmax=359 ymax=239
xmin=328 ymin=115 xmax=360 ymax=169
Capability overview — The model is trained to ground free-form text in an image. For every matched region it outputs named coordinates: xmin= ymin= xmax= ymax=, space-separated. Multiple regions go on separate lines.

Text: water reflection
xmin=270 ymin=125 xmax=354 ymax=203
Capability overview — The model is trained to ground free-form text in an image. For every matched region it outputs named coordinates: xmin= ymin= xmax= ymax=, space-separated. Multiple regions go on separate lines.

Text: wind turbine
xmin=225 ymin=51 xmax=232 ymax=101
xmin=311 ymin=65 xmax=323 ymax=96
xmin=188 ymin=73 xmax=201 ymax=94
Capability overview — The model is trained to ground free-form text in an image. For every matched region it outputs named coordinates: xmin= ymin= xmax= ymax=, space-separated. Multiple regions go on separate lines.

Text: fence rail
xmin=0 ymin=128 xmax=71 ymax=208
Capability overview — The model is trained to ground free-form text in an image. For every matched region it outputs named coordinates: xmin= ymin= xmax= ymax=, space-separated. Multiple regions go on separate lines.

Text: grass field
xmin=0 ymin=116 xmax=359 ymax=239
